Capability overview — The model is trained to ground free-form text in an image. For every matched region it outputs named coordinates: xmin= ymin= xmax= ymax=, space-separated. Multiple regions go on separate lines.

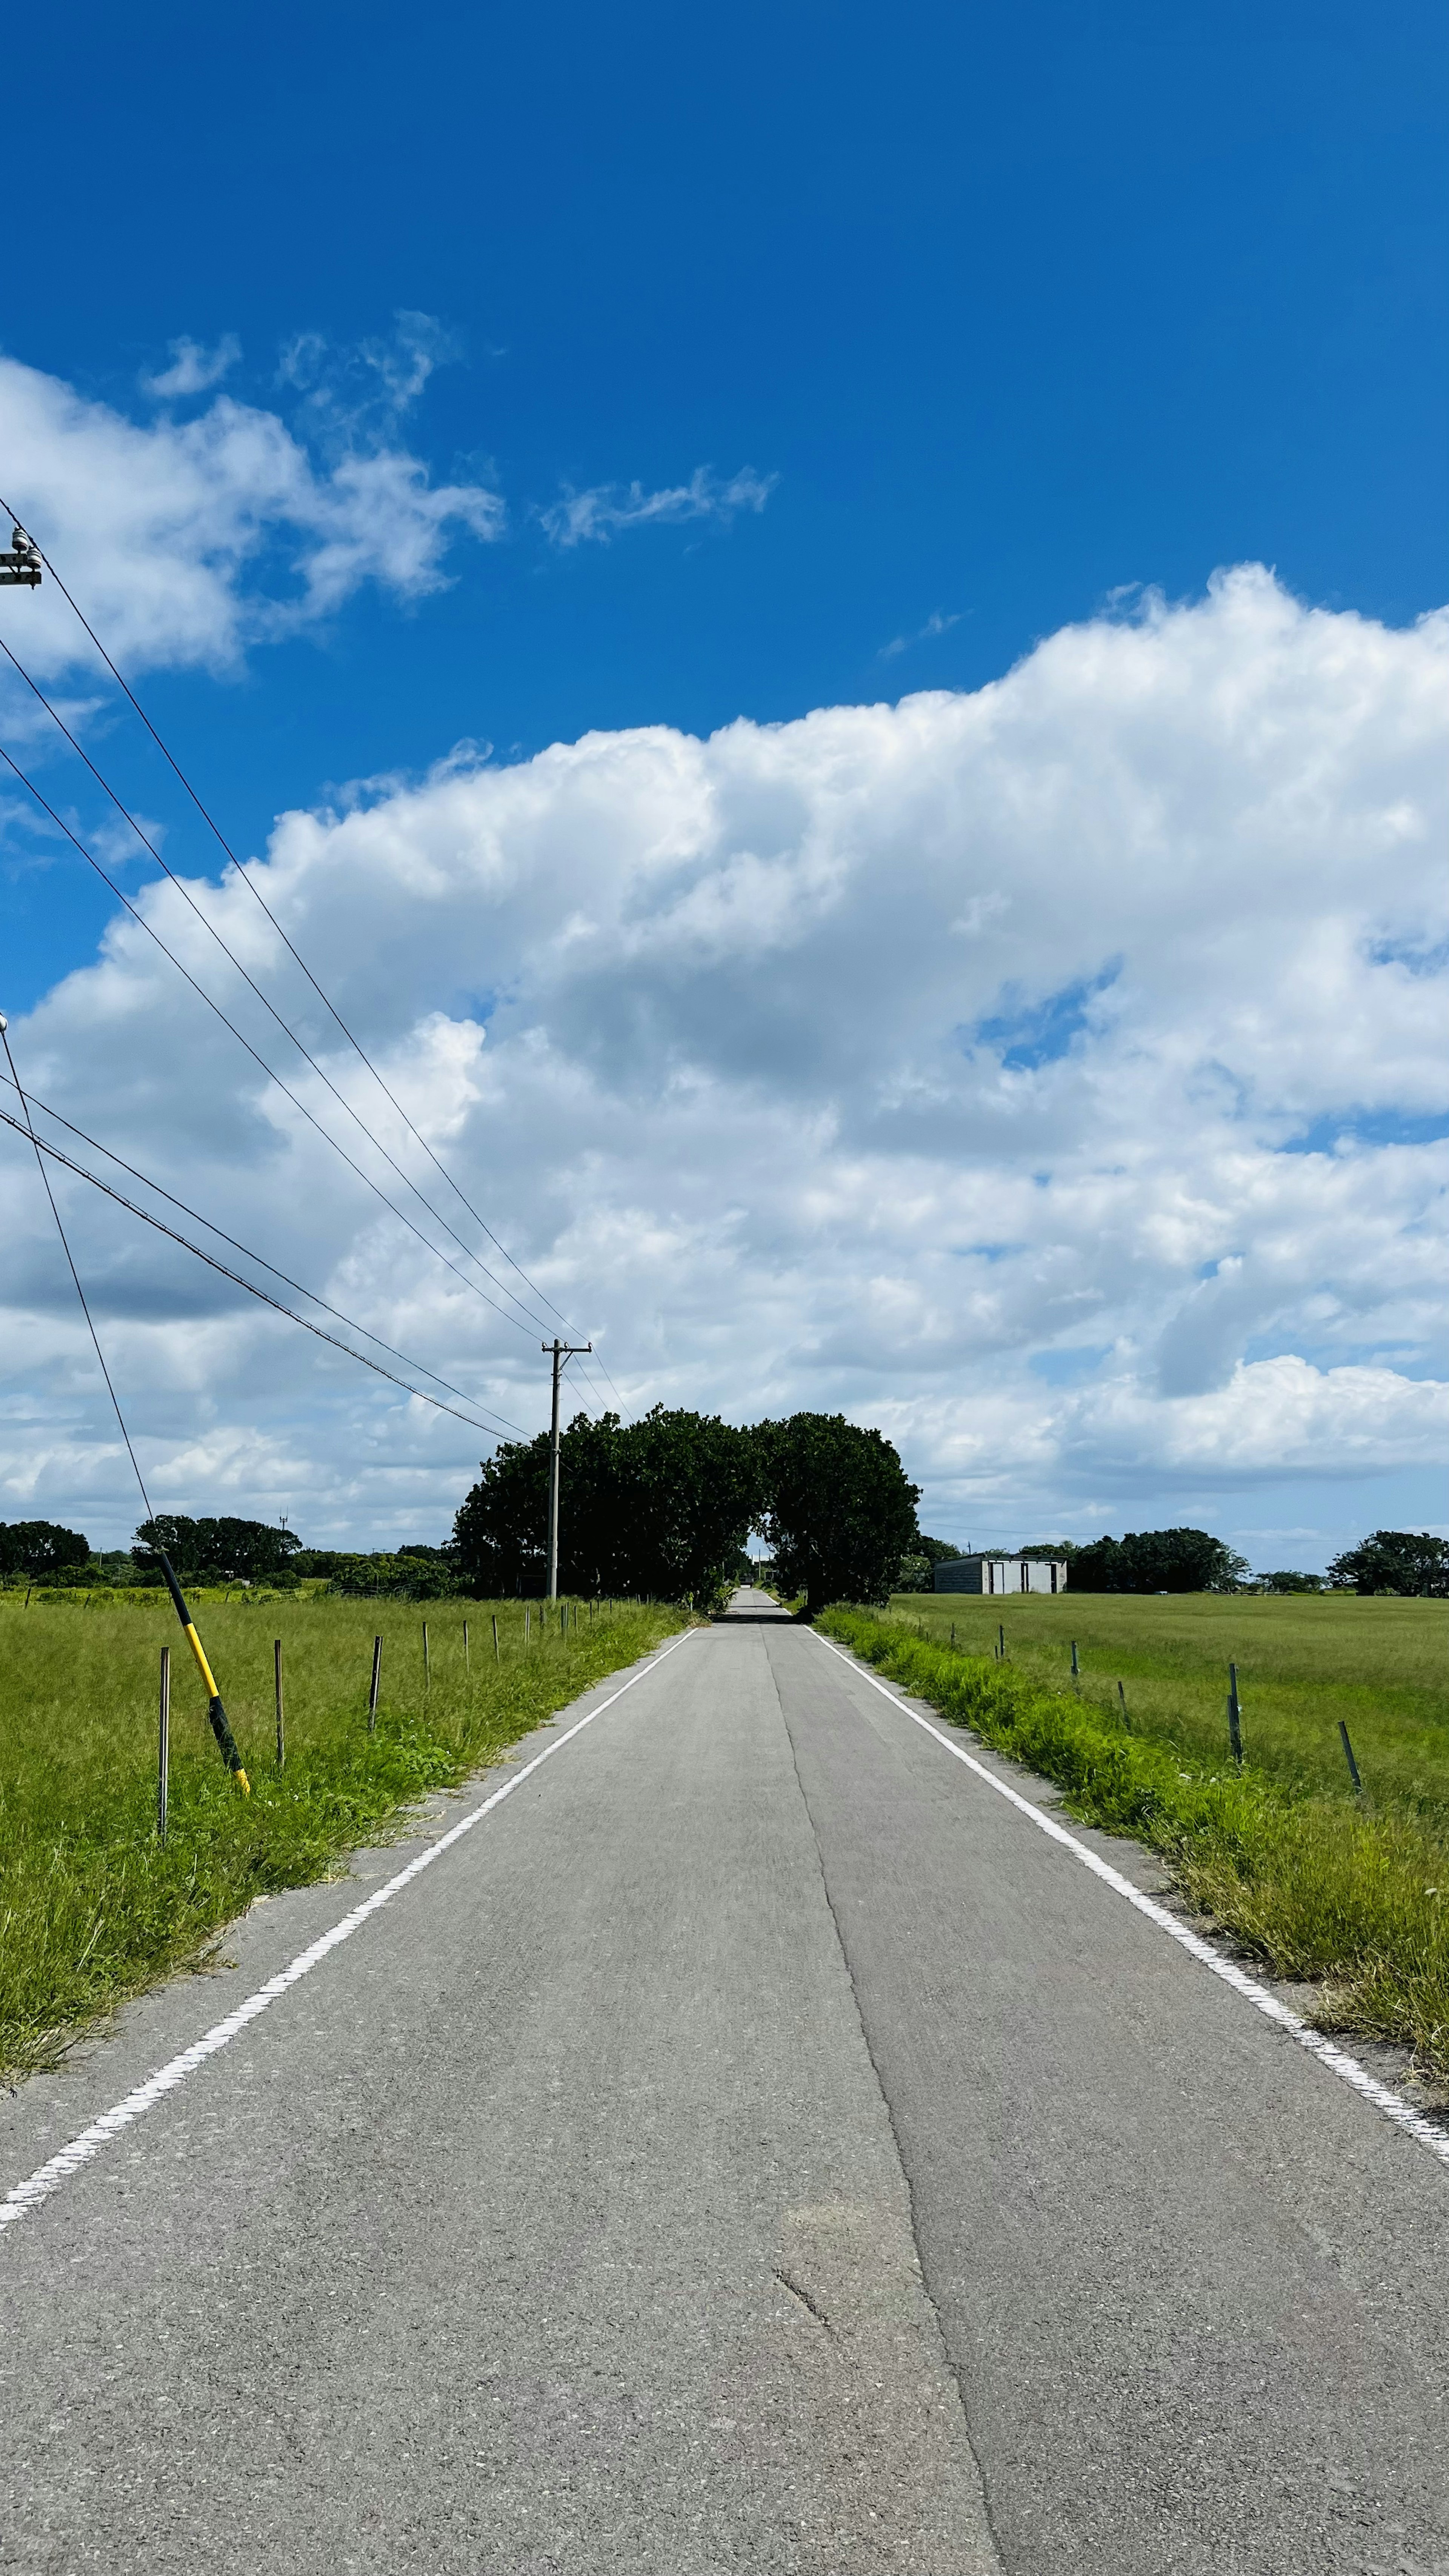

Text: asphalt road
xmin=2 ymin=1594 xmax=1447 ymax=2574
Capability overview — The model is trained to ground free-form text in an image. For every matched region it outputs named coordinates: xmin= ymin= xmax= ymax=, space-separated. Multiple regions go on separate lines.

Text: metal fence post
xmin=369 ymin=1635 xmax=383 ymax=1732
xmin=274 ymin=1637 xmax=285 ymax=1771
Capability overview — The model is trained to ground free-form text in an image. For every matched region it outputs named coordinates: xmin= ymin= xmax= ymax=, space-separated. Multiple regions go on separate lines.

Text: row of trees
xmin=5 ymin=1501 xmax=1442 ymax=1606
xmin=454 ymin=1408 xmax=920 ymax=1613
xmin=902 ymin=1527 xmax=1448 ymax=1597
xmin=1040 ymin=1529 xmax=1252 ymax=1594
xmin=0 ymin=1516 xmax=452 ymax=1596
xmin=133 ymin=1515 xmax=304 ymax=1584
xmin=0 ymin=1409 xmax=921 ymax=1614
xmin=0 ymin=1520 xmax=91 ymax=1581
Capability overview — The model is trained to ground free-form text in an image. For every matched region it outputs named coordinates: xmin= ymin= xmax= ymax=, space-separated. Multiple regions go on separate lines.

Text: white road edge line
xmin=0 ymin=1630 xmax=697 ymax=2237
xmin=812 ymin=1629 xmax=1449 ymax=2174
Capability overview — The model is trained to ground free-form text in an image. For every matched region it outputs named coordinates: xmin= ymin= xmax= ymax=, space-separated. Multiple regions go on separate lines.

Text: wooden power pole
xmin=543 ymin=1338 xmax=591 ymax=1599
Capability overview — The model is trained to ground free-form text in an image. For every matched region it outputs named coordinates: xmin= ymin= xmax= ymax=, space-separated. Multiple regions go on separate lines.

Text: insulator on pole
xmin=0 ymin=524 xmax=41 ymax=587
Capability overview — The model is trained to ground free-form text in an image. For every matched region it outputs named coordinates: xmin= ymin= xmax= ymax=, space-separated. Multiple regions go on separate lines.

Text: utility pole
xmin=543 ymin=1339 xmax=591 ymax=1599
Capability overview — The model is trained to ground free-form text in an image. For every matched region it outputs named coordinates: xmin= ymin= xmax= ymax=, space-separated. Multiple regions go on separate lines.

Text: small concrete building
xmin=934 ymin=1554 xmax=1068 ymax=1596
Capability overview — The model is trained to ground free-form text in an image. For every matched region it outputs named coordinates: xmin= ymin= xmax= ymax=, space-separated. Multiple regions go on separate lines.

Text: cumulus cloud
xmin=540 ymin=465 xmax=776 ymax=547
xmin=1 ymin=567 xmax=1444 ymax=1554
xmin=0 ymin=338 xmax=503 ymax=681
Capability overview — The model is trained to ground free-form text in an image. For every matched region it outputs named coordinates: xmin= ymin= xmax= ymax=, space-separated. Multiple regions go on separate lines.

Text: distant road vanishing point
xmin=2 ymin=1585 xmax=1446 ymax=2573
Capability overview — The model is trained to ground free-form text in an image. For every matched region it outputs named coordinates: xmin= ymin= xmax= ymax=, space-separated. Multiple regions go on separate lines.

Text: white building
xmin=934 ymin=1554 xmax=1068 ymax=1596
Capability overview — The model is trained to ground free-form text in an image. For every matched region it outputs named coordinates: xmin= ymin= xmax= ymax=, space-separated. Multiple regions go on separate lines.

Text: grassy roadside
xmin=890 ymin=1589 xmax=1449 ymax=1810
xmin=0 ymin=1594 xmax=685 ymax=2084
xmin=820 ymin=1606 xmax=1449 ymax=2085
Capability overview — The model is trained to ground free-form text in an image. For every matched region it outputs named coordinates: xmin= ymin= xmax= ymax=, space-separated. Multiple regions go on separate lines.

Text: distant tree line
xmin=1057 ymin=1529 xmax=1251 ymax=1594
xmin=6 ymin=1490 xmax=1440 ymax=1611
xmin=0 ymin=1521 xmax=91 ymax=1582
xmin=0 ymin=1516 xmax=460 ymax=1598
xmin=891 ymin=1525 xmax=1449 ymax=1598
xmin=134 ymin=1516 xmax=304 ymax=1584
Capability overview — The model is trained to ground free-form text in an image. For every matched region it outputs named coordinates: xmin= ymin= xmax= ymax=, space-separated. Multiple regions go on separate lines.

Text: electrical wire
xmin=0 ymin=507 xmax=630 ymax=1418
xmin=0 ymin=1065 xmax=526 ymax=1438
xmin=0 ymin=1021 xmax=155 ymax=1519
xmin=0 ymin=739 xmax=573 ymax=1353
xmin=0 ymin=1104 xmax=519 ymax=1443
xmin=0 ymin=633 xmax=559 ymax=1344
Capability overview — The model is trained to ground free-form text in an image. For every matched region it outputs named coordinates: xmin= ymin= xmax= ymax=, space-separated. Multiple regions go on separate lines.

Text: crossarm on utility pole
xmin=0 ymin=526 xmax=41 ymax=586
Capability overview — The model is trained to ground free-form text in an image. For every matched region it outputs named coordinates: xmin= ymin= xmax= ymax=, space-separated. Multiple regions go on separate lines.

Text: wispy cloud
xmin=540 ymin=464 xmax=777 ymax=548
xmin=277 ymin=311 xmax=465 ymax=450
xmin=880 ymin=607 xmax=962 ymax=660
xmin=0 ymin=343 xmax=504 ymax=680
xmin=141 ymin=335 xmax=242 ymax=400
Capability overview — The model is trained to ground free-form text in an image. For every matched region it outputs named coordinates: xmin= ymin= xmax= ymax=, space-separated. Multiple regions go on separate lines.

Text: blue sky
xmin=0 ymin=0 xmax=1444 ymax=1563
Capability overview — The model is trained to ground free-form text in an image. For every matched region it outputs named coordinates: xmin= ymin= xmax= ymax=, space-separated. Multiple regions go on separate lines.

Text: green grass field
xmin=817 ymin=1590 xmax=1449 ymax=2084
xmin=0 ymin=1589 xmax=683 ymax=2083
xmin=890 ymin=1589 xmax=1449 ymax=1811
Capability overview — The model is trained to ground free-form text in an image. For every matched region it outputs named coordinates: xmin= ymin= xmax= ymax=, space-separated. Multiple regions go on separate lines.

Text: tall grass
xmin=0 ymin=1592 xmax=683 ymax=2082
xmin=890 ymin=1589 xmax=1449 ymax=1810
xmin=823 ymin=1605 xmax=1449 ymax=2085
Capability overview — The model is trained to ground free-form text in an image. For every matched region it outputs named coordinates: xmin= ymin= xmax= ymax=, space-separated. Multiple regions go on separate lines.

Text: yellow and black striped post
xmin=154 ymin=1553 xmax=250 ymax=1793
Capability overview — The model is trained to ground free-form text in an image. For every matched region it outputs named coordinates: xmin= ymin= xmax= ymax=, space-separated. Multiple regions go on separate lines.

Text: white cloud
xmin=141 ymin=334 xmax=242 ymax=399
xmin=1 ymin=567 xmax=1445 ymax=1558
xmin=278 ymin=311 xmax=464 ymax=440
xmin=880 ymin=608 xmax=962 ymax=660
xmin=0 ymin=343 xmax=503 ymax=681
xmin=540 ymin=465 xmax=776 ymax=547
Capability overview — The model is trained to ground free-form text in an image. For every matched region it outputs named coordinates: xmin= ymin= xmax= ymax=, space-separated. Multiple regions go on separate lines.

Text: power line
xmin=0 ymin=738 xmax=576 ymax=1357
xmin=0 ymin=504 xmax=631 ymax=1417
xmin=0 ymin=633 xmax=561 ymax=1346
xmin=0 ymin=1018 xmax=155 ymax=1519
xmin=0 ymin=1103 xmax=520 ymax=1443
xmin=0 ymin=1065 xmax=526 ymax=1437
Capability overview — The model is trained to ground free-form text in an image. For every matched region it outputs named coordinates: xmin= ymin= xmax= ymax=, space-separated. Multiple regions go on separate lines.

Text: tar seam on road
xmin=812 ymin=1629 xmax=1449 ymax=2177
xmin=0 ymin=1632 xmax=696 ymax=2238
xmin=771 ymin=1640 xmax=1010 ymax=2573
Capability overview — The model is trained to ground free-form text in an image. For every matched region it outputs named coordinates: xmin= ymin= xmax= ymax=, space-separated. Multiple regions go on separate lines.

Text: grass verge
xmin=889 ymin=1589 xmax=1449 ymax=1810
xmin=820 ymin=1606 xmax=1449 ymax=2086
xmin=0 ymin=1594 xmax=685 ymax=2084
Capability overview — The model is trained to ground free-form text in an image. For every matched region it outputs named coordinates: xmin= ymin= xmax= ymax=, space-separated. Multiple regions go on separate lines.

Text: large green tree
xmin=1066 ymin=1527 xmax=1249 ymax=1593
xmin=1326 ymin=1531 xmax=1449 ymax=1596
xmin=757 ymin=1413 xmax=920 ymax=1615
xmin=0 ymin=1520 xmax=89 ymax=1581
xmin=453 ymin=1407 xmax=761 ymax=1609
xmin=133 ymin=1516 xmax=303 ymax=1584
